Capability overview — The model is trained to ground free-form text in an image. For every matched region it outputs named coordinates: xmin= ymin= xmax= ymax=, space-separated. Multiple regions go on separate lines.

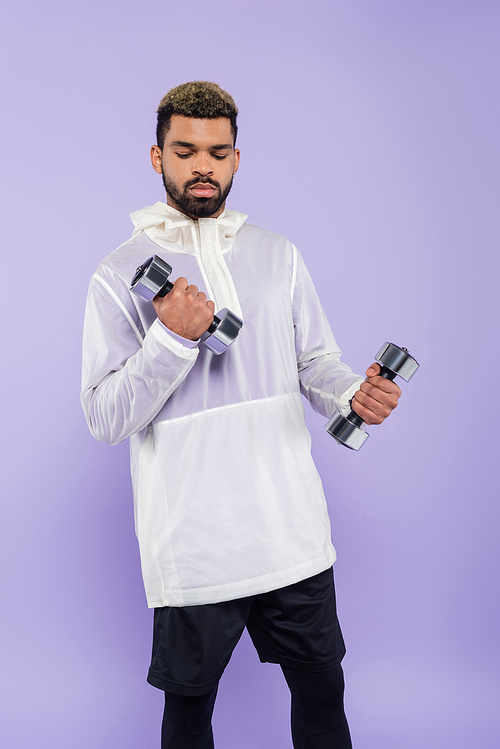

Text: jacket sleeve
xmin=81 ymin=272 xmax=199 ymax=445
xmin=291 ymin=245 xmax=364 ymax=418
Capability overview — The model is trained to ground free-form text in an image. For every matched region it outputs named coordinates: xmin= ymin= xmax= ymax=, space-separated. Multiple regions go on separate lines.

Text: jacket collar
xmin=130 ymin=201 xmax=247 ymax=255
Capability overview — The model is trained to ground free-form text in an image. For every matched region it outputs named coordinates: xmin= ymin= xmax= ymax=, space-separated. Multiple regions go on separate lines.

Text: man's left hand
xmin=351 ymin=363 xmax=401 ymax=426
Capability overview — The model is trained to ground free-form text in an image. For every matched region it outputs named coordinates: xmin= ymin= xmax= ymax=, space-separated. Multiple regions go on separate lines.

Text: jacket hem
xmin=145 ymin=547 xmax=337 ymax=608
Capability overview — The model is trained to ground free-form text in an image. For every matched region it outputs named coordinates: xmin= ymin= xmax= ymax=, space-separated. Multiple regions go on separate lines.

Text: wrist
xmin=157 ymin=319 xmax=200 ymax=349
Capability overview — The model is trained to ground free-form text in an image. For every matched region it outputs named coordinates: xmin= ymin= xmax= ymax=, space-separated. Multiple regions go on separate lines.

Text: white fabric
xmin=81 ymin=202 xmax=364 ymax=607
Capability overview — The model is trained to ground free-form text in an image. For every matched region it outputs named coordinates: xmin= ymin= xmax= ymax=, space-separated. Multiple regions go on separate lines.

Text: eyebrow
xmin=170 ymin=140 xmax=233 ymax=150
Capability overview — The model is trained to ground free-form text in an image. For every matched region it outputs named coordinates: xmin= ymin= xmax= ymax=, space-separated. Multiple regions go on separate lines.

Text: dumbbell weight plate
xmin=326 ymin=412 xmax=369 ymax=450
xmin=130 ymin=256 xmax=173 ymax=301
xmin=376 ymin=342 xmax=419 ymax=382
xmin=200 ymin=308 xmax=243 ymax=355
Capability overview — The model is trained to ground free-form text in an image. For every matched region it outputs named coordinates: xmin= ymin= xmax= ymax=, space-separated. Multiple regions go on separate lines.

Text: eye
xmin=176 ymin=152 xmax=191 ymax=159
xmin=212 ymin=153 xmax=228 ymax=160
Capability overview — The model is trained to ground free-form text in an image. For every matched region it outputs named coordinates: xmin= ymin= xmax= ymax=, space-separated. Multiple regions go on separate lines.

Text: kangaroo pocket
xmin=135 ymin=393 xmax=333 ymax=602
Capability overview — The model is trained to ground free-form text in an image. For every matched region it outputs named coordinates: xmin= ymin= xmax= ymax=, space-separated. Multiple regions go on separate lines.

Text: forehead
xmin=165 ymin=115 xmax=233 ymax=147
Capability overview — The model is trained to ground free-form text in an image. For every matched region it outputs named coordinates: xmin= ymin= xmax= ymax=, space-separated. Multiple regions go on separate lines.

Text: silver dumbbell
xmin=325 ymin=342 xmax=419 ymax=450
xmin=130 ymin=255 xmax=243 ymax=355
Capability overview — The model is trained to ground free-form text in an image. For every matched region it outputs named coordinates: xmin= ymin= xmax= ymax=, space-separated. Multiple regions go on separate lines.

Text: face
xmin=151 ymin=115 xmax=240 ymax=219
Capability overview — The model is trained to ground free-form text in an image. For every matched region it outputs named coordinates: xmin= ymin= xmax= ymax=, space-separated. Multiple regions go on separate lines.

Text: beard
xmin=162 ymin=171 xmax=234 ymax=218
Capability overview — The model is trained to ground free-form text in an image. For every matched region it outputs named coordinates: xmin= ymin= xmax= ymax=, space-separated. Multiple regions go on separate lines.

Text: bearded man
xmin=81 ymin=81 xmax=401 ymax=749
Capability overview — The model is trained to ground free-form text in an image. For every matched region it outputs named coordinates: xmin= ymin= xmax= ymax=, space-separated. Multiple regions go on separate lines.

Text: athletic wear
xmin=81 ymin=202 xmax=363 ymax=607
xmin=283 ymin=666 xmax=353 ymax=749
xmin=159 ymin=666 xmax=351 ymax=749
xmin=148 ymin=569 xmax=345 ymax=696
xmin=161 ymin=688 xmax=217 ymax=749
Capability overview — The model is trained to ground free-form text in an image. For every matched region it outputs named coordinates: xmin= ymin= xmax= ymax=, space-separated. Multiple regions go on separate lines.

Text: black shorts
xmin=147 ymin=567 xmax=346 ymax=696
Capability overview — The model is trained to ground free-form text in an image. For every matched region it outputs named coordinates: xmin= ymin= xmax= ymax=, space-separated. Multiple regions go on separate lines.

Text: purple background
xmin=1 ymin=1 xmax=499 ymax=747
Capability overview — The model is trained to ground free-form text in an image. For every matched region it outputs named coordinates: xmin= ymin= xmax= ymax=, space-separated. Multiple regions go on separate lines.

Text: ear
xmin=151 ymin=145 xmax=163 ymax=175
xmin=233 ymin=148 xmax=240 ymax=175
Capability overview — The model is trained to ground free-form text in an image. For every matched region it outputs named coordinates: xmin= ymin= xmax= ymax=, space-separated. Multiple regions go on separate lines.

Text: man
xmin=81 ymin=81 xmax=400 ymax=749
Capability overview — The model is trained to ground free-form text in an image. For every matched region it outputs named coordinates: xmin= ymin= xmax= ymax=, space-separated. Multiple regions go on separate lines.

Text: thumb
xmin=365 ymin=362 xmax=380 ymax=378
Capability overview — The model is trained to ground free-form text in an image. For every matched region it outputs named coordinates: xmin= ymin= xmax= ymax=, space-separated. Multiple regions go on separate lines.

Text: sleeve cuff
xmin=150 ymin=318 xmax=200 ymax=358
xmin=337 ymin=378 xmax=364 ymax=416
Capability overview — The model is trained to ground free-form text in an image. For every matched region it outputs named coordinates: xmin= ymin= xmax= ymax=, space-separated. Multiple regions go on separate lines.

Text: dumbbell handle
xmin=155 ymin=278 xmax=220 ymax=336
xmin=155 ymin=279 xmax=174 ymax=297
xmin=378 ymin=366 xmax=398 ymax=382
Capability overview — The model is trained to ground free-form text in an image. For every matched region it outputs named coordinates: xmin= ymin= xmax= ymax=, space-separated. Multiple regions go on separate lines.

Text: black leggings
xmin=282 ymin=665 xmax=352 ymax=749
xmin=161 ymin=665 xmax=352 ymax=749
xmin=161 ymin=687 xmax=218 ymax=748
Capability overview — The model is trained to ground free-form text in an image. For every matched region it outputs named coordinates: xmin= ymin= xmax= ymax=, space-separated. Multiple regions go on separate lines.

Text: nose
xmin=192 ymin=152 xmax=213 ymax=176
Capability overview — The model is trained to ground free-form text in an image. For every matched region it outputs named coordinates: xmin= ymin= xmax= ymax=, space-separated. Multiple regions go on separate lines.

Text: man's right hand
xmin=152 ymin=277 xmax=216 ymax=341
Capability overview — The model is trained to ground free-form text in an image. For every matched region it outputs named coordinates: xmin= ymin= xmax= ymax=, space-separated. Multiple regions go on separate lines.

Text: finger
xmin=173 ymin=276 xmax=189 ymax=291
xmin=352 ymin=395 xmax=390 ymax=425
xmin=351 ymin=396 xmax=384 ymax=425
xmin=356 ymin=387 xmax=396 ymax=413
xmin=361 ymin=377 xmax=402 ymax=397
xmin=356 ymin=385 xmax=400 ymax=423
xmin=207 ymin=300 xmax=215 ymax=314
xmin=365 ymin=362 xmax=380 ymax=378
xmin=358 ymin=386 xmax=400 ymax=416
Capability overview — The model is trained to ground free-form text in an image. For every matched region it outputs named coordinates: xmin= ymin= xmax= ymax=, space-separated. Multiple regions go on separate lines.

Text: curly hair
xmin=156 ymin=81 xmax=238 ymax=149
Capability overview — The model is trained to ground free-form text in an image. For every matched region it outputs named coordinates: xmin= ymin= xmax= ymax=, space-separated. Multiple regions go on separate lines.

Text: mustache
xmin=184 ymin=177 xmax=220 ymax=189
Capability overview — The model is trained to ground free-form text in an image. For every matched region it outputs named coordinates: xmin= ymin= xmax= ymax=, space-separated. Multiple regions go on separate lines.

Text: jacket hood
xmin=130 ymin=201 xmax=248 ymax=256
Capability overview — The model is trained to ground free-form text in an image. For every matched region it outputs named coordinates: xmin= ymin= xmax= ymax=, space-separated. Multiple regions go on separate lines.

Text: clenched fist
xmin=351 ymin=363 xmax=401 ymax=426
xmin=153 ymin=277 xmax=216 ymax=341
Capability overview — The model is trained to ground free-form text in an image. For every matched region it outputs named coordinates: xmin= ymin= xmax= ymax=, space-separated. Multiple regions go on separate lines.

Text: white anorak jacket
xmin=81 ymin=202 xmax=364 ymax=607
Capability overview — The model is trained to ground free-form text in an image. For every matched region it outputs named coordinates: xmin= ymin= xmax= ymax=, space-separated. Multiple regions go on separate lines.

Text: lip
xmin=190 ymin=184 xmax=216 ymax=198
